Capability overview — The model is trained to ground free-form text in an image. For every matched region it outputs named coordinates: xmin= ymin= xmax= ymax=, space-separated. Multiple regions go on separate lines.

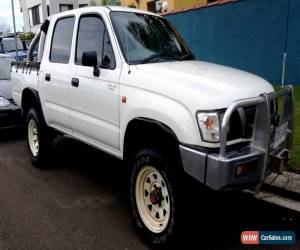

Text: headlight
xmin=0 ymin=97 xmax=10 ymax=107
xmin=197 ymin=112 xmax=220 ymax=142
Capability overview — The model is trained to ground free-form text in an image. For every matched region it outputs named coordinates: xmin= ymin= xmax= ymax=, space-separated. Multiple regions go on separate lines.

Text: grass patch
xmin=291 ymin=86 xmax=300 ymax=170
xmin=275 ymin=85 xmax=300 ymax=171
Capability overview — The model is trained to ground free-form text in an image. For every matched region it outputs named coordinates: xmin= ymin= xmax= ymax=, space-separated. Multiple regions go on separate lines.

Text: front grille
xmin=244 ymin=105 xmax=256 ymax=138
xmin=224 ymin=106 xmax=256 ymax=140
xmin=226 ymin=110 xmax=243 ymax=140
xmin=225 ymin=100 xmax=278 ymax=141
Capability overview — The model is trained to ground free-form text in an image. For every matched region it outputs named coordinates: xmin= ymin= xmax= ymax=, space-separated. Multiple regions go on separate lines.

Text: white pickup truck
xmin=11 ymin=6 xmax=294 ymax=246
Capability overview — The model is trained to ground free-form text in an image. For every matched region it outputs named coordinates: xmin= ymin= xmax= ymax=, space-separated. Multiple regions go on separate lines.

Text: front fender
xmin=120 ymin=86 xmax=201 ymax=155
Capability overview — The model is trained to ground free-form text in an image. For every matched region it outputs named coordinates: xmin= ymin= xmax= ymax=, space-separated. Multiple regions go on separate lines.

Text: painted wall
xmin=120 ymin=0 xmax=207 ymax=12
xmin=166 ymin=0 xmax=300 ymax=84
xmin=176 ymin=0 xmax=207 ymax=9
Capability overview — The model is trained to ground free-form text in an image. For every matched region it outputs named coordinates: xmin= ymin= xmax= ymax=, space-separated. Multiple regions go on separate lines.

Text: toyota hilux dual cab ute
xmin=11 ymin=6 xmax=294 ymax=246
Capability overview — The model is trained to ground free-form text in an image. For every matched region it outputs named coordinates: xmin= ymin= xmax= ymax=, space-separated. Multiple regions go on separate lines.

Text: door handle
xmin=71 ymin=78 xmax=79 ymax=87
xmin=45 ymin=73 xmax=51 ymax=81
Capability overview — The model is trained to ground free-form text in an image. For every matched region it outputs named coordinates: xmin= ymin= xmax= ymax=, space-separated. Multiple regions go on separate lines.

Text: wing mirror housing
xmin=82 ymin=51 xmax=100 ymax=77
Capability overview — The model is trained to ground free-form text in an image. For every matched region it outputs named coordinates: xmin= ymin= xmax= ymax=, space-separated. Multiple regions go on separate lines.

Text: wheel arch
xmin=123 ymin=117 xmax=180 ymax=161
xmin=21 ymin=88 xmax=44 ymax=119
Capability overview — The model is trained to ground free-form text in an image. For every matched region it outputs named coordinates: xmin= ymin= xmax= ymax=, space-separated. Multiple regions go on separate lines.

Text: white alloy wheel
xmin=28 ymin=119 xmax=39 ymax=157
xmin=135 ymin=165 xmax=171 ymax=233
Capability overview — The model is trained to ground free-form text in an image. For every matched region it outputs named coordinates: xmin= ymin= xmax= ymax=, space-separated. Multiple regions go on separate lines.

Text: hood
xmin=0 ymin=80 xmax=12 ymax=99
xmin=135 ymin=60 xmax=274 ymax=111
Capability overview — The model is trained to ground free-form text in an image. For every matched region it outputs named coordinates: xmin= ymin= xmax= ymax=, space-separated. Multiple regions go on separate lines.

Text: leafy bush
xmin=19 ymin=32 xmax=35 ymax=41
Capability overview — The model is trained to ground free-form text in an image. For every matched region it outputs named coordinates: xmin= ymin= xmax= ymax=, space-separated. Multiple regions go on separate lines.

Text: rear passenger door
xmin=69 ymin=14 xmax=121 ymax=152
xmin=40 ymin=16 xmax=75 ymax=132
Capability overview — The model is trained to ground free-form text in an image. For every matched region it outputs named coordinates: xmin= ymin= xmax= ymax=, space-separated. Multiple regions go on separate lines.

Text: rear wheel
xmin=28 ymin=119 xmax=39 ymax=157
xmin=130 ymin=149 xmax=179 ymax=246
xmin=25 ymin=108 xmax=53 ymax=168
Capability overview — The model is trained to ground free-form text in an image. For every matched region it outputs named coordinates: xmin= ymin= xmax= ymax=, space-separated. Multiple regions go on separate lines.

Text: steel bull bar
xmin=180 ymin=85 xmax=295 ymax=190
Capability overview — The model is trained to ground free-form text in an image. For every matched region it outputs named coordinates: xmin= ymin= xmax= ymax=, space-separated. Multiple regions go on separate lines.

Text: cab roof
xmin=51 ymin=6 xmax=161 ymax=19
xmin=106 ymin=6 xmax=160 ymax=16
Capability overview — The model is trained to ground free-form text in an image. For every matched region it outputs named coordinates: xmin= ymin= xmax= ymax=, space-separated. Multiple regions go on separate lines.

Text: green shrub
xmin=19 ymin=32 xmax=35 ymax=41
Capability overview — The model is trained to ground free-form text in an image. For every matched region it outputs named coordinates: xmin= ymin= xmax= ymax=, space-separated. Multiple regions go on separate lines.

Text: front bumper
xmin=180 ymin=85 xmax=295 ymax=190
xmin=0 ymin=103 xmax=23 ymax=129
xmin=180 ymin=144 xmax=265 ymax=190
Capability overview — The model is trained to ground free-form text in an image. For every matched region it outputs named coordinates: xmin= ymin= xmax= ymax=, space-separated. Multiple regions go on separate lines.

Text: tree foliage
xmin=102 ymin=0 xmax=121 ymax=6
xmin=19 ymin=32 xmax=35 ymax=41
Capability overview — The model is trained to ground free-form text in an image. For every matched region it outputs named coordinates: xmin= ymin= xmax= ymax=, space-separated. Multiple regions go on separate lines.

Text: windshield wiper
xmin=139 ymin=53 xmax=178 ymax=64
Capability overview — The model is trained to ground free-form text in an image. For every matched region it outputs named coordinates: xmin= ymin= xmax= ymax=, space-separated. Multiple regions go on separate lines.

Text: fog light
xmin=236 ymin=164 xmax=248 ymax=177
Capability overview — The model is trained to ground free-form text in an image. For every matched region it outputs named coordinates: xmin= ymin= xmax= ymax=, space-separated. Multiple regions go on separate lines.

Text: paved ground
xmin=0 ymin=130 xmax=299 ymax=249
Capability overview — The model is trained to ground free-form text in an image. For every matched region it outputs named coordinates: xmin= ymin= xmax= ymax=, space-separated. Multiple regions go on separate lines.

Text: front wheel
xmin=25 ymin=108 xmax=53 ymax=168
xmin=130 ymin=149 xmax=178 ymax=246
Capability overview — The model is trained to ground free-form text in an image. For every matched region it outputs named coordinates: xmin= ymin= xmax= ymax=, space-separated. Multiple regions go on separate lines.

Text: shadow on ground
xmin=1 ymin=132 xmax=299 ymax=249
xmin=49 ymin=136 xmax=299 ymax=249
xmin=0 ymin=127 xmax=25 ymax=142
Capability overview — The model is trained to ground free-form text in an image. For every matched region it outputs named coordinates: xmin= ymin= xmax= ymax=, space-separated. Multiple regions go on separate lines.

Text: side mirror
xmin=82 ymin=51 xmax=100 ymax=77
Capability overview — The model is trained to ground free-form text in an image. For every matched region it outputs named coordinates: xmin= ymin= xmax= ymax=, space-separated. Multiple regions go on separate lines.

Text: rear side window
xmin=50 ymin=17 xmax=75 ymax=63
xmin=76 ymin=15 xmax=115 ymax=69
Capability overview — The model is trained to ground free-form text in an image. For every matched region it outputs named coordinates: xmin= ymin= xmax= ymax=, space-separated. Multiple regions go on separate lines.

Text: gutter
xmin=244 ymin=171 xmax=300 ymax=213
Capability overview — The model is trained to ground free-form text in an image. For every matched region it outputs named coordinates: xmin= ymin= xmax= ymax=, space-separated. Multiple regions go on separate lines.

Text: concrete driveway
xmin=0 ymin=130 xmax=299 ymax=249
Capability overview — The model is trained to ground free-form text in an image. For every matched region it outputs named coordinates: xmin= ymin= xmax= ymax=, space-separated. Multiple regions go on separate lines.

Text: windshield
xmin=2 ymin=39 xmax=24 ymax=52
xmin=110 ymin=12 xmax=195 ymax=64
